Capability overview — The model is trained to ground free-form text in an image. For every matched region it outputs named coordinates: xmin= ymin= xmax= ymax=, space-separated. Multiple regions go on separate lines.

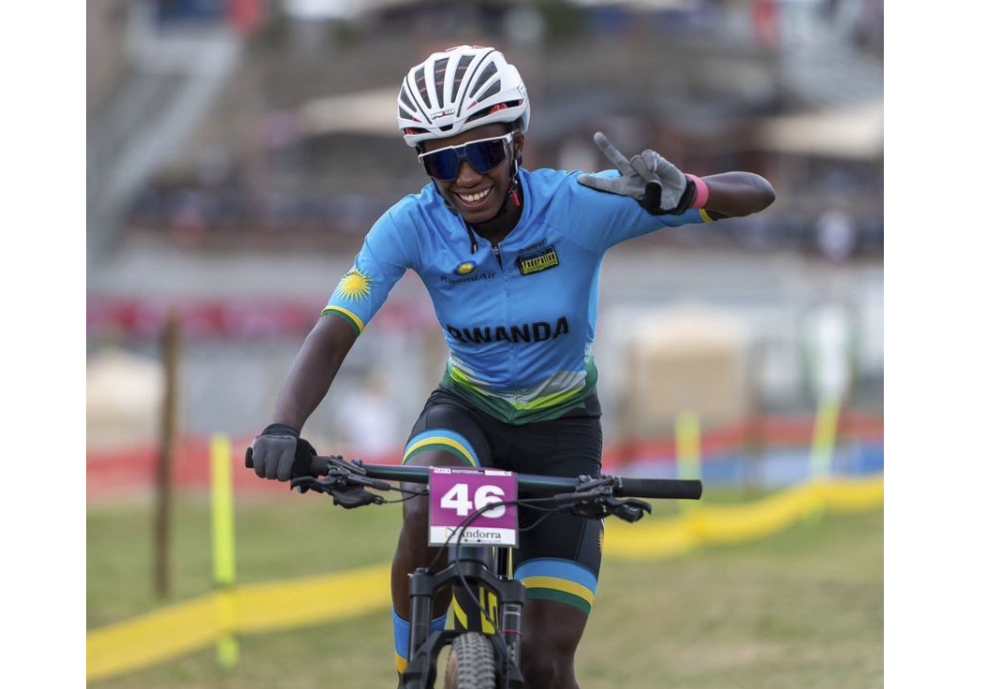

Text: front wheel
xmin=444 ymin=632 xmax=496 ymax=689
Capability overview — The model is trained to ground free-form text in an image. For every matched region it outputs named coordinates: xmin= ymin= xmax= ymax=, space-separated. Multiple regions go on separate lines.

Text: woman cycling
xmin=249 ymin=44 xmax=775 ymax=689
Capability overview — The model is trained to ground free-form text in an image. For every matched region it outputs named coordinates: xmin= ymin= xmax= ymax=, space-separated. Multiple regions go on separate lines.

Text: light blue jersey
xmin=324 ymin=168 xmax=712 ymax=424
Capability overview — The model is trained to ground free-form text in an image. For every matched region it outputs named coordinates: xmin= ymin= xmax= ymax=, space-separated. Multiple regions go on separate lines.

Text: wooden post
xmin=154 ymin=310 xmax=181 ymax=598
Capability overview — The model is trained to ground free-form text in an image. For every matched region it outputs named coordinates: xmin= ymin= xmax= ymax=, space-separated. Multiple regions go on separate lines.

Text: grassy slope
xmin=88 ymin=492 xmax=882 ymax=688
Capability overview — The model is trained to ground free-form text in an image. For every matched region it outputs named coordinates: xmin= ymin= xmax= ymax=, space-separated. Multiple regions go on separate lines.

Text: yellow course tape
xmin=87 ymin=476 xmax=882 ymax=682
xmin=604 ymin=475 xmax=884 ymax=558
xmin=87 ymin=564 xmax=391 ymax=682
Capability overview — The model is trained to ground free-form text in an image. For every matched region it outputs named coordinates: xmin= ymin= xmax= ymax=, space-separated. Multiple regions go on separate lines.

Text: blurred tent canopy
xmin=620 ymin=301 xmax=751 ymax=438
xmin=297 ymin=86 xmax=401 ymax=137
xmin=754 ymin=99 xmax=883 ymax=160
xmin=295 ymin=86 xmax=884 ymax=163
xmin=87 ymin=349 xmax=163 ymax=451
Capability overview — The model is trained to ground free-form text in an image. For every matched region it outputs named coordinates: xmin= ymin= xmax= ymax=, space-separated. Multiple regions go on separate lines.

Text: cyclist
xmin=249 ymin=44 xmax=775 ymax=689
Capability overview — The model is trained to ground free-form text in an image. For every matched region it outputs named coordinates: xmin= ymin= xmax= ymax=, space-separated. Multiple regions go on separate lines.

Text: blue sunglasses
xmin=418 ymin=133 xmax=514 ymax=182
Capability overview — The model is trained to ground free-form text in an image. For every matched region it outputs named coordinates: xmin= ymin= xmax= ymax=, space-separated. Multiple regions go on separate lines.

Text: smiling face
xmin=421 ymin=123 xmax=524 ymax=227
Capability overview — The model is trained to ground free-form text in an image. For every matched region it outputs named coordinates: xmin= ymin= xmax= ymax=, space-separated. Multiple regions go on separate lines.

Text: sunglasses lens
xmin=421 ymin=150 xmax=461 ymax=181
xmin=464 ymin=139 xmax=509 ymax=175
xmin=421 ymin=137 xmax=509 ymax=181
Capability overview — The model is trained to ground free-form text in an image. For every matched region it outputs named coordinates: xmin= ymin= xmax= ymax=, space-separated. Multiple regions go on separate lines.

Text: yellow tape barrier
xmin=86 ymin=475 xmax=882 ymax=682
xmin=87 ymin=564 xmax=391 ymax=682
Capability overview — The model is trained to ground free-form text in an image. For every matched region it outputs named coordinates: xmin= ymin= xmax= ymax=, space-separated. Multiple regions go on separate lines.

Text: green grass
xmin=88 ymin=489 xmax=883 ymax=688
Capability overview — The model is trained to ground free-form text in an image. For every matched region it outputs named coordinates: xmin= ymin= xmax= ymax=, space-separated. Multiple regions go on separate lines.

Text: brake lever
xmin=290 ymin=474 xmax=336 ymax=494
xmin=319 ymin=456 xmax=393 ymax=492
xmin=565 ymin=494 xmax=652 ymax=522
xmin=612 ymin=498 xmax=652 ymax=523
xmin=289 ymin=473 xmax=387 ymax=508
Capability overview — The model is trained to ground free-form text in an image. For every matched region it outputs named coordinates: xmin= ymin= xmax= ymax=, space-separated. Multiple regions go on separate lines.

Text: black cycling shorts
xmin=404 ymin=387 xmax=604 ymax=616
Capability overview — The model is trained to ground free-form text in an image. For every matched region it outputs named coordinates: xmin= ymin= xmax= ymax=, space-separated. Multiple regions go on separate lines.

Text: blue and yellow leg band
xmin=403 ymin=430 xmax=480 ymax=467
xmin=394 ymin=609 xmax=448 ymax=674
xmin=515 ymin=558 xmax=599 ymax=616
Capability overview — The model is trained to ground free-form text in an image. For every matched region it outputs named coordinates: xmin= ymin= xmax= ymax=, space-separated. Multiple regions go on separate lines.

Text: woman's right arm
xmin=269 ymin=313 xmax=360 ymax=430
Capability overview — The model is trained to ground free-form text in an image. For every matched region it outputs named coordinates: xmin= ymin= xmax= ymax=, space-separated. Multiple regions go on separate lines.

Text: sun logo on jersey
xmin=335 ymin=268 xmax=372 ymax=302
xmin=453 ymin=259 xmax=480 ymax=276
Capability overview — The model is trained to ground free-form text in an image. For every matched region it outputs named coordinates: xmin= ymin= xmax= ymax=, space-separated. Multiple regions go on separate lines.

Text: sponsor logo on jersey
xmin=440 ymin=270 xmax=496 ymax=285
xmin=446 ymin=317 xmax=570 ymax=344
xmin=453 ymin=260 xmax=479 ymax=276
xmin=515 ymin=244 xmax=559 ymax=276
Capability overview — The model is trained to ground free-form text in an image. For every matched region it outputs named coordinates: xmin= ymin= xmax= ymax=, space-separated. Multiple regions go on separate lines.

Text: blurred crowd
xmin=89 ymin=0 xmax=883 ymax=264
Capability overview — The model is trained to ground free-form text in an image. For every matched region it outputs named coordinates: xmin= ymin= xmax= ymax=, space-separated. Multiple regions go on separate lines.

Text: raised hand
xmin=577 ymin=132 xmax=695 ymax=215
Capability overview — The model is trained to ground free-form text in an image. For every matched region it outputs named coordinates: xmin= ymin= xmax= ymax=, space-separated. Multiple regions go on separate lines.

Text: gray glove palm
xmin=577 ymin=132 xmax=694 ymax=215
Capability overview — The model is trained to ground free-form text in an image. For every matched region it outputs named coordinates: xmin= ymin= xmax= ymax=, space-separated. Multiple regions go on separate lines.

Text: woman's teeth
xmin=458 ymin=188 xmax=491 ymax=204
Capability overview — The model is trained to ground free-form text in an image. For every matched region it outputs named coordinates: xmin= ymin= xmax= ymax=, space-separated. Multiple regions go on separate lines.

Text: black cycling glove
xmin=250 ymin=423 xmax=317 ymax=481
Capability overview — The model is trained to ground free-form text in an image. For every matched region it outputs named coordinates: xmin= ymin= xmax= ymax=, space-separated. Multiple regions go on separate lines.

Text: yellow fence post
xmin=211 ymin=434 xmax=239 ymax=670
xmin=806 ymin=398 xmax=841 ymax=524
xmin=809 ymin=398 xmax=841 ymax=481
xmin=676 ymin=411 xmax=702 ymax=511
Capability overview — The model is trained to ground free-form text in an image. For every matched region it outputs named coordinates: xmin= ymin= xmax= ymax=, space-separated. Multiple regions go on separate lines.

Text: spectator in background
xmin=816 ymin=207 xmax=858 ymax=262
xmin=337 ymin=373 xmax=400 ymax=460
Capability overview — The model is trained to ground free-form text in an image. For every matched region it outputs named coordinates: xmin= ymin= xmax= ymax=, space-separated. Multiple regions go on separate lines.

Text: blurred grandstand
xmin=86 ymin=0 xmax=883 ymax=462
xmin=87 ymin=0 xmax=882 ymax=260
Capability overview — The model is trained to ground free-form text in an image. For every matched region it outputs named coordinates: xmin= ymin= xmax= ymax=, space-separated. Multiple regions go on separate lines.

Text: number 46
xmin=440 ymin=482 xmax=506 ymax=518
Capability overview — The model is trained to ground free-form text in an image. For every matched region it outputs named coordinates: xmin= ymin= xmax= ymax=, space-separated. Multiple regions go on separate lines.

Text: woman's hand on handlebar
xmin=246 ymin=424 xmax=319 ymax=481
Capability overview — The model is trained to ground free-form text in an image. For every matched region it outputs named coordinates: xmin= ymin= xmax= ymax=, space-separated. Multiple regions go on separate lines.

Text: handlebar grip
xmin=618 ymin=477 xmax=702 ymax=500
xmin=309 ymin=455 xmax=330 ymax=476
xmin=242 ymin=448 xmax=330 ymax=477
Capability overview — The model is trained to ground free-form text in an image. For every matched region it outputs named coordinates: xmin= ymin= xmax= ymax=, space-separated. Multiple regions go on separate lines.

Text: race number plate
xmin=428 ymin=467 xmax=518 ymax=547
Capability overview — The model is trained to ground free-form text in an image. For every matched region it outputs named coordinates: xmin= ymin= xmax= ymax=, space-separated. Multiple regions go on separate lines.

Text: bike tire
xmin=446 ymin=632 xmax=496 ymax=689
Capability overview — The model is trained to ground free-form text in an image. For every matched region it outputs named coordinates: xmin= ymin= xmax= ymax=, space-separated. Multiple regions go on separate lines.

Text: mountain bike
xmin=244 ymin=452 xmax=702 ymax=689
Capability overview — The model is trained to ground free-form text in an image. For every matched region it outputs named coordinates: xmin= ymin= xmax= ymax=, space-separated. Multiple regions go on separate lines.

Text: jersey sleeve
xmin=567 ymin=170 xmax=713 ymax=251
xmin=322 ymin=211 xmax=411 ymax=336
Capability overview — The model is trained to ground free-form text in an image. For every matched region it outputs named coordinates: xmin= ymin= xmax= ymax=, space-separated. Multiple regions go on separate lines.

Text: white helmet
xmin=397 ymin=45 xmax=530 ymax=149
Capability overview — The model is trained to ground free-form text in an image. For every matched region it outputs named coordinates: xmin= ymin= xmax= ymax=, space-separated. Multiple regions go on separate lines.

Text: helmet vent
xmin=414 ymin=70 xmax=430 ymax=108
xmin=452 ymin=54 xmax=474 ymax=103
xmin=398 ymin=88 xmax=415 ymax=113
xmin=433 ymin=58 xmax=449 ymax=109
xmin=478 ymin=80 xmax=501 ymax=102
xmin=471 ymin=62 xmax=498 ymax=97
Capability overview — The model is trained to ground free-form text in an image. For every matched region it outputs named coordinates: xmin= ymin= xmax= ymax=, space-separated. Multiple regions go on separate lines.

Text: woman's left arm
xmin=699 ymin=172 xmax=776 ymax=218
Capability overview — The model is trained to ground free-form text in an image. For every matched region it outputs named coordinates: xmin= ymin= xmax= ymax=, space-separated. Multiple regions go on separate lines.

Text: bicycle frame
xmin=248 ymin=453 xmax=702 ymax=689
xmin=404 ymin=543 xmax=527 ymax=689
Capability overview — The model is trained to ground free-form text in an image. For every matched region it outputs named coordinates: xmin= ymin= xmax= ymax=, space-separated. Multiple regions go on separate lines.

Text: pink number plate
xmin=428 ymin=467 xmax=518 ymax=547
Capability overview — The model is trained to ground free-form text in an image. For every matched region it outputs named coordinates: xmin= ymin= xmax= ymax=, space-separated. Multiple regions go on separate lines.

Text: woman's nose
xmin=454 ymin=160 xmax=481 ymax=184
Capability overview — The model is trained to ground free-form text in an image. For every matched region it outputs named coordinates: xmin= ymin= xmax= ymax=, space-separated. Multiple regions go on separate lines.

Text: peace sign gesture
xmin=577 ymin=132 xmax=694 ymax=215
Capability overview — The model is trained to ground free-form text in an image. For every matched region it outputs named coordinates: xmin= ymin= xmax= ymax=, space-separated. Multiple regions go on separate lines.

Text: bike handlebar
xmin=245 ymin=452 xmax=702 ymax=501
